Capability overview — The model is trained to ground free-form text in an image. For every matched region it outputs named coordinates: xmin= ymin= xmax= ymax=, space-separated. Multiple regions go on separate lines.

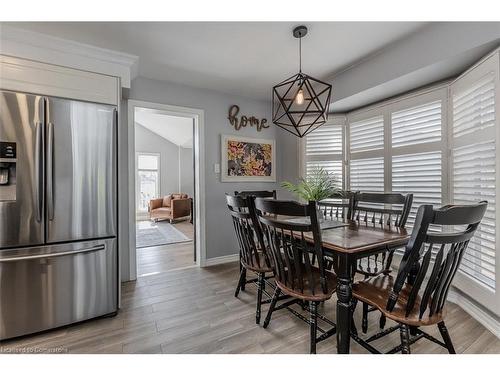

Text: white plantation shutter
xmin=348 ymin=114 xmax=385 ymax=192
xmin=303 ymin=120 xmax=344 ymax=189
xmin=349 ymin=157 xmax=384 ymax=192
xmin=392 ymin=151 xmax=442 ymax=228
xmin=306 ymin=124 xmax=343 ymax=156
xmin=391 ymin=100 xmax=442 ymax=147
xmin=350 ymin=116 xmax=384 ymax=152
xmin=306 ymin=161 xmax=343 ymax=188
xmin=453 ymin=73 xmax=495 ymax=138
xmin=453 ymin=141 xmax=496 ymax=289
xmin=390 ymin=97 xmax=444 ymax=229
xmin=452 ymin=67 xmax=497 ymax=296
xmin=450 ymin=52 xmax=499 ymax=313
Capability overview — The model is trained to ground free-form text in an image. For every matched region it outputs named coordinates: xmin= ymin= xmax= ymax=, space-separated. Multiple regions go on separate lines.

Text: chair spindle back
xmin=254 ymin=199 xmax=332 ymax=296
xmin=226 ymin=194 xmax=268 ymax=270
xmin=351 ymin=192 xmax=413 ymax=228
xmin=318 ymin=192 xmax=354 ymax=221
xmin=352 ymin=192 xmax=413 ymax=276
xmin=388 ymin=201 xmax=488 ymax=319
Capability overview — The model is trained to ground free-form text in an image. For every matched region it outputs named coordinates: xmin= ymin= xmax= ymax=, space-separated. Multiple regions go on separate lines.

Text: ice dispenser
xmin=0 ymin=141 xmax=16 ymax=201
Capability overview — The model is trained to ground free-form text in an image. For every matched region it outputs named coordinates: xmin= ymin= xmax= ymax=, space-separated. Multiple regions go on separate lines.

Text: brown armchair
xmin=149 ymin=193 xmax=191 ymax=223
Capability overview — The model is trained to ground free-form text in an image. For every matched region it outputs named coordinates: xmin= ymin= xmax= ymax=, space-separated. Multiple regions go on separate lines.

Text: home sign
xmin=228 ymin=105 xmax=269 ymax=132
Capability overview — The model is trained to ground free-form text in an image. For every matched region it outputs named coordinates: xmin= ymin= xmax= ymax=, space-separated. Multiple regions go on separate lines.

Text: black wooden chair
xmin=317 ymin=192 xmax=354 ymax=221
xmin=226 ymin=194 xmax=274 ymax=324
xmin=233 ymin=190 xmax=277 ymax=292
xmin=350 ymin=192 xmax=413 ymax=333
xmin=351 ymin=201 xmax=487 ymax=354
xmin=255 ymin=198 xmax=337 ymax=354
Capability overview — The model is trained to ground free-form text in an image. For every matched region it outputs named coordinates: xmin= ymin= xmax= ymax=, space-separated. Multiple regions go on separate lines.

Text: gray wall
xmin=135 ymin=123 xmax=180 ymax=197
xmin=128 ymin=77 xmax=298 ymax=264
xmin=179 ymin=146 xmax=194 ymax=197
xmin=279 ymin=134 xmax=301 ymax=200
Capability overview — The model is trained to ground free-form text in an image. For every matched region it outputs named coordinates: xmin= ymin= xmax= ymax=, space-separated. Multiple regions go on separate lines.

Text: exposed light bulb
xmin=295 ymin=89 xmax=304 ymax=105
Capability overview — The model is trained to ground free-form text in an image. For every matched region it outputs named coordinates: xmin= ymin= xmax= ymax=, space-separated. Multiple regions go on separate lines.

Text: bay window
xmin=301 ymin=48 xmax=500 ymax=314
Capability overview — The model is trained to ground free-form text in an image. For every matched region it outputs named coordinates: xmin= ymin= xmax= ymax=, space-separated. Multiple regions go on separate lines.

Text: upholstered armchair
xmin=149 ymin=193 xmax=191 ymax=222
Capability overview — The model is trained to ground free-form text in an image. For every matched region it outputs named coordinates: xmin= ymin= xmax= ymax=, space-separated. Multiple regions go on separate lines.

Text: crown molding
xmin=0 ymin=24 xmax=139 ymax=88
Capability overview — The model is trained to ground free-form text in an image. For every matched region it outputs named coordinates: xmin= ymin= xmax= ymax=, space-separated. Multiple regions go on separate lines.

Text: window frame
xmin=135 ymin=152 xmax=161 ymax=215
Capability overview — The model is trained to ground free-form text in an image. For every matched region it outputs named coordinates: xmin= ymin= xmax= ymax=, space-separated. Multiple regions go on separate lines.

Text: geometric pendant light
xmin=272 ymin=25 xmax=332 ymax=138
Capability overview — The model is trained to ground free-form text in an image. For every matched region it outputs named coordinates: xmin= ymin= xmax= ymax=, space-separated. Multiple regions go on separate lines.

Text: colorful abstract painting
xmin=221 ymin=135 xmax=276 ymax=182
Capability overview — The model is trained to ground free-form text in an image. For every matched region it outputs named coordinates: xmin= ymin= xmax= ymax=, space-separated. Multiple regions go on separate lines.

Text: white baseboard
xmin=203 ymin=254 xmax=239 ymax=267
xmin=448 ymin=289 xmax=500 ymax=339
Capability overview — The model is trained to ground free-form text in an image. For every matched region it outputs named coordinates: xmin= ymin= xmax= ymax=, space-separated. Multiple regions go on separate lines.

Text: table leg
xmin=336 ymin=253 xmax=353 ymax=354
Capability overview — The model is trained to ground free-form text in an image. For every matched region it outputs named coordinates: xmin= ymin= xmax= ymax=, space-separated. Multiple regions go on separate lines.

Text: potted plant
xmin=281 ymin=167 xmax=344 ymax=222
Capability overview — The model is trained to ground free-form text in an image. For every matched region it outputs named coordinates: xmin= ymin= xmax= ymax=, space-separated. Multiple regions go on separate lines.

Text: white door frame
xmin=128 ymin=99 xmax=206 ymax=279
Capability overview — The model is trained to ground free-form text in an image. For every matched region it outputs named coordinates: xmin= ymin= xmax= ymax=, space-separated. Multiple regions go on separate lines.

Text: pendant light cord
xmin=298 ymin=36 xmax=302 ymax=73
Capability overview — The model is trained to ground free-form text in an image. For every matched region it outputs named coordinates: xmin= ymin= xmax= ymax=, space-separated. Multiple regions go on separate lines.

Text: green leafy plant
xmin=281 ymin=167 xmax=344 ymax=202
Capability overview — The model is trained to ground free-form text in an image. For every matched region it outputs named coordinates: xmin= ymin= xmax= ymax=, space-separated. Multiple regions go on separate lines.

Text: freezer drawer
xmin=0 ymin=238 xmax=117 ymax=341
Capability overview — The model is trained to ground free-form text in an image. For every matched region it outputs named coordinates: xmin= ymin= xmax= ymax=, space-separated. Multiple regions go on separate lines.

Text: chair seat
xmin=352 ymin=274 xmax=446 ymax=326
xmin=277 ymin=267 xmax=337 ymax=302
xmin=241 ymin=251 xmax=273 ymax=273
xmin=153 ymin=207 xmax=172 ymax=213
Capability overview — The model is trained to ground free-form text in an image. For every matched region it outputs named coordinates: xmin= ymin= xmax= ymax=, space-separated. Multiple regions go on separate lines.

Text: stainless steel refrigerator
xmin=0 ymin=90 xmax=118 ymax=340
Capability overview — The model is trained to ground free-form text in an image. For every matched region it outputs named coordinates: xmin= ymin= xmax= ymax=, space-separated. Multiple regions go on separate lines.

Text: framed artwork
xmin=221 ymin=134 xmax=276 ymax=182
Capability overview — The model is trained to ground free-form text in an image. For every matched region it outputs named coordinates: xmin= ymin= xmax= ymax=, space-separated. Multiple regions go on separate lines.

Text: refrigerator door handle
xmin=47 ymin=120 xmax=55 ymax=221
xmin=0 ymin=244 xmax=106 ymax=263
xmin=35 ymin=121 xmax=43 ymax=222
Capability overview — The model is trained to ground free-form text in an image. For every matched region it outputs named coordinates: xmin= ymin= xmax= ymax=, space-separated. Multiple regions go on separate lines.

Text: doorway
xmin=128 ymin=100 xmax=205 ymax=280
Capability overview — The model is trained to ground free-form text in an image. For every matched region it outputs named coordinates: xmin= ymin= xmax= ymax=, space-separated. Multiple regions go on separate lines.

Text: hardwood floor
xmin=1 ymin=261 xmax=499 ymax=354
xmin=137 ymin=220 xmax=195 ymax=276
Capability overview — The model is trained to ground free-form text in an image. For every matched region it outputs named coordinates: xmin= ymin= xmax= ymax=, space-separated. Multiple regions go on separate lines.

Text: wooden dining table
xmin=305 ymin=219 xmax=410 ymax=354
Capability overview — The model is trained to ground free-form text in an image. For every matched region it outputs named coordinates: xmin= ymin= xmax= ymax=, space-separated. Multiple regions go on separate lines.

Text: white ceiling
xmin=9 ymin=22 xmax=427 ymax=100
xmin=135 ymin=108 xmax=193 ymax=148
